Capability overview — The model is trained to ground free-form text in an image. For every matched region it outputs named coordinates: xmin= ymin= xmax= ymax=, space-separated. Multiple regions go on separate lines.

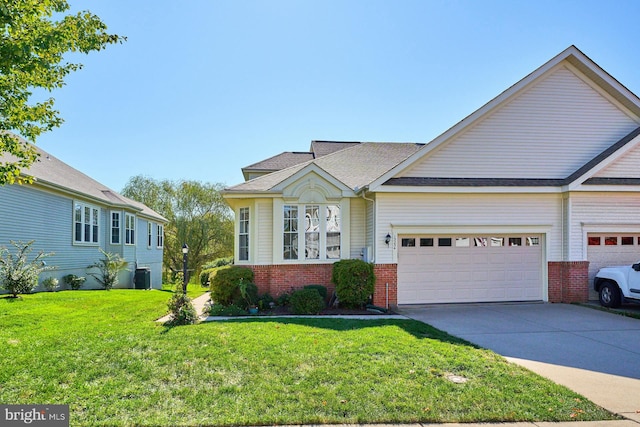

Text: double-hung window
xmin=147 ymin=222 xmax=153 ymax=248
xmin=283 ymin=204 xmax=341 ymax=260
xmin=125 ymin=213 xmax=136 ymax=245
xmin=111 ymin=212 xmax=121 ymax=244
xmin=157 ymin=224 xmax=164 ymax=248
xmin=74 ymin=202 xmax=99 ymax=244
xmin=239 ymin=207 xmax=249 ymax=261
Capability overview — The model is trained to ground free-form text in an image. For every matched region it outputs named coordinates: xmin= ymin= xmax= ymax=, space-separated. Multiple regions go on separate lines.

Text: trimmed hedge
xmin=289 ymin=288 xmax=325 ymax=315
xmin=304 ymin=284 xmax=328 ymax=300
xmin=209 ymin=266 xmax=254 ymax=306
xmin=331 ymin=259 xmax=375 ymax=308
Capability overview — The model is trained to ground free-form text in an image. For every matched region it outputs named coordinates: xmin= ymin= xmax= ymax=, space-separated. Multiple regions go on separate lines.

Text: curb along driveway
xmin=398 ymin=303 xmax=640 ymax=422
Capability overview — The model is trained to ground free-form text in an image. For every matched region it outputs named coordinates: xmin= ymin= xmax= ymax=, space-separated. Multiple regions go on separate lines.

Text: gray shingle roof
xmin=242 ymin=152 xmax=314 ymax=173
xmin=310 ymin=141 xmax=361 ymax=157
xmin=0 ymin=141 xmax=167 ymax=222
xmin=225 ymin=142 xmax=424 ymax=193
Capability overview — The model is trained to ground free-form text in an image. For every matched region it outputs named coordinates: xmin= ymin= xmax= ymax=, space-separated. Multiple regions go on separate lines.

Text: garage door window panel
xmin=621 ymin=236 xmax=634 ymax=246
xmin=605 ymin=237 xmax=618 ymax=246
xmin=438 ymin=238 xmax=452 ymax=247
xmin=420 ymin=238 xmax=433 ymax=247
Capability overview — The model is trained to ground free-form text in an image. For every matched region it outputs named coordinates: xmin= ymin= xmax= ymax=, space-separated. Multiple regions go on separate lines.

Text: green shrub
xmin=276 ymin=292 xmax=291 ymax=307
xmin=209 ymin=303 xmax=247 ymax=316
xmin=257 ymin=293 xmax=275 ymax=310
xmin=166 ymin=293 xmax=198 ymax=325
xmin=304 ymin=284 xmax=328 ymax=300
xmin=331 ymin=259 xmax=376 ymax=308
xmin=42 ymin=276 xmax=59 ymax=292
xmin=0 ymin=240 xmax=55 ymax=297
xmin=63 ymin=274 xmax=86 ymax=290
xmin=289 ymin=288 xmax=325 ymax=315
xmin=209 ymin=266 xmax=254 ymax=306
xmin=201 ymin=257 xmax=233 ymax=270
xmin=199 ymin=268 xmax=215 ymax=287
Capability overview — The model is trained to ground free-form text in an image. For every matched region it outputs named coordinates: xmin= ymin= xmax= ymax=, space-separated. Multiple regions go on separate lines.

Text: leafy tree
xmin=121 ymin=176 xmax=234 ymax=279
xmin=0 ymin=240 xmax=55 ymax=297
xmin=0 ymin=0 xmax=124 ymax=184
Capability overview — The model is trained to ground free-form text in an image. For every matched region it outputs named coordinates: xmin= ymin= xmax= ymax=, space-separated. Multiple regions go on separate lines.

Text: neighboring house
xmin=0 ymin=141 xmax=167 ymax=290
xmin=222 ymin=45 xmax=640 ymax=307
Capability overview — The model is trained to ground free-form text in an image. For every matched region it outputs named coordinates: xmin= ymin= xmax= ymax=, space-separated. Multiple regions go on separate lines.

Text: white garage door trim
xmin=397 ymin=233 xmax=545 ymax=304
xmin=586 ymin=233 xmax=640 ymax=300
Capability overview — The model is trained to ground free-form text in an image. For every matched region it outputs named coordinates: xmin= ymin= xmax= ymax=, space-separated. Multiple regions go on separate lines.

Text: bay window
xmin=283 ymin=204 xmax=340 ymax=260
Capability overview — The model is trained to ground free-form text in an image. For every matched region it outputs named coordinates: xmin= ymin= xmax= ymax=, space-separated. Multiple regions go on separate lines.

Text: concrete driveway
xmin=398 ymin=303 xmax=640 ymax=422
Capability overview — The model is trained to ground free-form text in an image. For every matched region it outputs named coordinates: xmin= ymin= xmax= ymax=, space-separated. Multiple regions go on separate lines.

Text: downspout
xmin=359 ymin=188 xmax=375 ymax=263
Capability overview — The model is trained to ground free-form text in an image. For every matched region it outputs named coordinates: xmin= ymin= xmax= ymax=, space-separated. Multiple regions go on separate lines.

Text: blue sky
xmin=36 ymin=0 xmax=640 ymax=192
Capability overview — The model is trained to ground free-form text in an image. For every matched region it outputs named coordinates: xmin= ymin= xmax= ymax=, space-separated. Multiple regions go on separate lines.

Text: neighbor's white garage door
xmin=587 ymin=234 xmax=640 ymax=300
xmin=398 ymin=235 xmax=543 ymax=304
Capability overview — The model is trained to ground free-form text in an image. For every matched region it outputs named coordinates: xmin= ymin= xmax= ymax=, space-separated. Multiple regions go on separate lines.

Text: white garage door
xmin=398 ymin=235 xmax=543 ymax=304
xmin=587 ymin=234 xmax=640 ymax=300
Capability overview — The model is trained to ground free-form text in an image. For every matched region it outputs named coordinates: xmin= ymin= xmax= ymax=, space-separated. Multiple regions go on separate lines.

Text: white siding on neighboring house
xmin=375 ymin=193 xmax=562 ymax=264
xmin=256 ymin=199 xmax=273 ymax=264
xmin=400 ymin=66 xmax=639 ymax=179
xmin=349 ymin=197 xmax=366 ymax=259
xmin=593 ymin=142 xmax=640 ymax=178
xmin=568 ymin=192 xmax=640 ymax=261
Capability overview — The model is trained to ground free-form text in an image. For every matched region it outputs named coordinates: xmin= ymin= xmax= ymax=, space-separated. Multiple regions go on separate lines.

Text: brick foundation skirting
xmin=248 ymin=263 xmax=398 ymax=307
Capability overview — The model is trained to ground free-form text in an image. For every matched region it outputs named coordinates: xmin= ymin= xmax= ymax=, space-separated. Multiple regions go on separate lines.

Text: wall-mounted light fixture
xmin=385 ymin=233 xmax=391 ymax=246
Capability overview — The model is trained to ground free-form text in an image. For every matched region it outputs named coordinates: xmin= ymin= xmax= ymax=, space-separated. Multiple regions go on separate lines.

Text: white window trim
xmin=157 ymin=224 xmax=164 ymax=249
xmin=125 ymin=213 xmax=136 ymax=245
xmin=147 ymin=222 xmax=153 ymax=248
xmin=110 ymin=211 xmax=121 ymax=245
xmin=238 ymin=207 xmax=250 ymax=262
xmin=73 ymin=201 xmax=100 ymax=246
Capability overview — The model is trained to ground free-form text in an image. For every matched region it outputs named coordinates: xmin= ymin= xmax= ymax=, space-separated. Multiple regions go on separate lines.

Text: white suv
xmin=594 ymin=263 xmax=640 ymax=307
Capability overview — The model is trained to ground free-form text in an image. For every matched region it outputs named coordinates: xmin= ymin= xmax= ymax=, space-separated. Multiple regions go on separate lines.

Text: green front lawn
xmin=0 ymin=290 xmax=615 ymax=426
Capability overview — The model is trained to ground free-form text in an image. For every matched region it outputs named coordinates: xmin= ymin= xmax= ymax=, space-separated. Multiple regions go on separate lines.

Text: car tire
xmin=599 ymin=281 xmax=621 ymax=308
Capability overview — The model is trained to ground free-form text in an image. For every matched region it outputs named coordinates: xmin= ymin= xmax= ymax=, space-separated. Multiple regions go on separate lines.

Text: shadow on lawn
xmin=204 ymin=316 xmax=478 ymax=347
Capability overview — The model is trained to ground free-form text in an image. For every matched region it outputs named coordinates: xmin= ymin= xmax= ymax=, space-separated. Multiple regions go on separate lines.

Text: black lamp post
xmin=182 ymin=243 xmax=189 ymax=294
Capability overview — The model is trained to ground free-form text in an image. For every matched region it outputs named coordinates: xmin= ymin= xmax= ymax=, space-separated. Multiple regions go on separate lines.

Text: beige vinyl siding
xmin=568 ymin=192 xmax=640 ymax=261
xmin=594 ymin=142 xmax=640 ymax=178
xmin=376 ymin=192 xmax=562 ymax=264
xmin=256 ymin=199 xmax=273 ymax=264
xmin=349 ymin=197 xmax=366 ymax=259
xmin=400 ymin=66 xmax=639 ymax=179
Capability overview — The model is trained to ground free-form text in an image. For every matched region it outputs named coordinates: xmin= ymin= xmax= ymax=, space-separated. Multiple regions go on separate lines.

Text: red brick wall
xmin=547 ymin=261 xmax=589 ymax=303
xmin=250 ymin=264 xmax=335 ymax=297
xmin=248 ymin=263 xmax=397 ymax=307
xmin=373 ymin=264 xmax=397 ymax=309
